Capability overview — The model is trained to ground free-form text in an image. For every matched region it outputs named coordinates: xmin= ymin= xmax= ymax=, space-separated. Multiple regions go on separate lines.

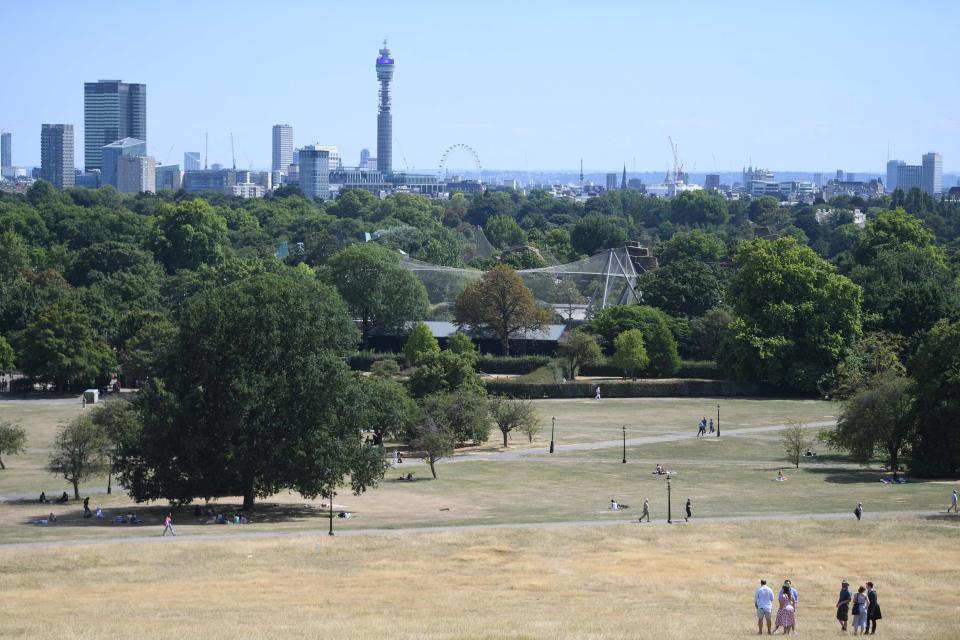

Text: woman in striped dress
xmin=775 ymin=584 xmax=796 ymax=634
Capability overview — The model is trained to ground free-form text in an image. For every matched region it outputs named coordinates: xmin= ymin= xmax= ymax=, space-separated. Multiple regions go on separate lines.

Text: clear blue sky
xmin=3 ymin=0 xmax=957 ymax=173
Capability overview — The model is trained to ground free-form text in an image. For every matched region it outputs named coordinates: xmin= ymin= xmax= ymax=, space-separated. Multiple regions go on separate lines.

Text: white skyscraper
xmin=922 ymin=152 xmax=942 ymax=196
xmin=272 ymin=125 xmax=293 ymax=173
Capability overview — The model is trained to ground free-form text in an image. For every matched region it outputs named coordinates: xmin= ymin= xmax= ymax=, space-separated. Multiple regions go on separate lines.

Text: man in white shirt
xmin=948 ymin=489 xmax=958 ymax=513
xmin=754 ymin=579 xmax=775 ymax=634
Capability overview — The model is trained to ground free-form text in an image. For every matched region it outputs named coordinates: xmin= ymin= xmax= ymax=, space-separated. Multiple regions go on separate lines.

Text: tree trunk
xmin=889 ymin=445 xmax=899 ymax=479
xmin=502 ymin=430 xmax=509 ymax=448
xmin=501 ymin=335 xmax=510 ymax=356
xmin=107 ymin=470 xmax=112 ymax=494
xmin=242 ymin=480 xmax=256 ymax=510
xmin=429 ymin=458 xmax=437 ymax=479
xmin=328 ymin=493 xmax=335 ymax=536
xmin=0 ymin=455 xmax=5 ymax=470
xmin=72 ymin=480 xmax=80 ymax=500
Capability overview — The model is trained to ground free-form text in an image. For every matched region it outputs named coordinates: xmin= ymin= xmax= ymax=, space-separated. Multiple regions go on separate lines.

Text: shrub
xmin=475 ymin=355 xmax=550 ymax=375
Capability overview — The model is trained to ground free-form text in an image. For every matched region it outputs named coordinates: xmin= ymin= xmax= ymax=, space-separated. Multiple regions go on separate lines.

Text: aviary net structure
xmin=400 ymin=242 xmax=657 ymax=321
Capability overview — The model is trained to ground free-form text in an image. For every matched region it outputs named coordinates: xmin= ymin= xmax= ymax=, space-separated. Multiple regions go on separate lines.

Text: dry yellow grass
xmin=0 ymin=517 xmax=956 ymax=639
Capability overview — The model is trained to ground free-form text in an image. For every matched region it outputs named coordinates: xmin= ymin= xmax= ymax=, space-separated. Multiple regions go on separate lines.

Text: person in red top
xmin=162 ymin=513 xmax=176 ymax=536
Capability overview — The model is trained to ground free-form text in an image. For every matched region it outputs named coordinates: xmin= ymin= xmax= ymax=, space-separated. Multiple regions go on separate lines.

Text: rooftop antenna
xmin=204 ymin=133 xmax=208 ymax=170
xmin=230 ymin=133 xmax=236 ymax=171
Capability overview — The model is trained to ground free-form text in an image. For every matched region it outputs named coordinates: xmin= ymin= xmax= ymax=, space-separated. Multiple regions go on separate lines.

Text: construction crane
xmin=668 ymin=136 xmax=683 ymax=183
xmin=230 ymin=133 xmax=236 ymax=171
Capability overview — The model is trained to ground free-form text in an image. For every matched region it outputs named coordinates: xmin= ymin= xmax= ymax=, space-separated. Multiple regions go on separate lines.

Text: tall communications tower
xmin=376 ymin=39 xmax=395 ymax=175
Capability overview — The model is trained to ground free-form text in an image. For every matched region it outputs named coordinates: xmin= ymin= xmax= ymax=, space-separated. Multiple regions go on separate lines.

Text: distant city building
xmin=329 ymin=168 xmax=388 ymax=196
xmin=897 ymin=164 xmax=923 ymax=193
xmin=813 ymin=173 xmax=824 ymax=188
xmin=314 ymin=145 xmax=341 ymax=170
xmin=779 ymin=181 xmax=817 ymax=202
xmin=605 ymin=173 xmax=618 ymax=190
xmin=922 ymin=152 xmax=942 ymax=196
xmin=886 ymin=160 xmax=905 ymax=192
xmin=272 ymin=124 xmax=293 ymax=173
xmin=101 ymin=137 xmax=146 ymax=188
xmin=1 ymin=132 xmax=11 ymax=177
xmin=836 ymin=170 xmax=844 ymax=181
xmin=184 ymin=151 xmax=201 ymax=171
xmin=83 ymin=80 xmax=146 ymax=171
xmin=155 ymin=164 xmax=182 ymax=191
xmin=822 ymin=178 xmax=884 ymax=200
xmin=360 ymin=148 xmax=370 ymax=167
xmin=40 ymin=124 xmax=74 ymax=189
xmin=626 ymin=178 xmax=645 ymax=191
xmin=846 ymin=173 xmax=856 ymax=182
xmin=75 ymin=171 xmax=101 ymax=189
xmin=299 ymin=145 xmax=330 ymax=200
xmin=116 ymin=154 xmax=156 ymax=193
xmin=375 ymin=40 xmax=395 ymax=175
xmin=704 ymin=174 xmax=720 ymax=190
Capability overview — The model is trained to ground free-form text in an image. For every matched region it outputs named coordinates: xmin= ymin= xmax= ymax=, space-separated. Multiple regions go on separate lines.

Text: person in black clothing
xmin=866 ymin=581 xmax=881 ymax=634
xmin=57 ymin=491 xmax=69 ymax=504
xmin=685 ymin=498 xmax=692 ymax=522
xmin=39 ymin=491 xmax=47 ymax=504
xmin=82 ymin=496 xmax=91 ymax=518
xmin=836 ymin=579 xmax=851 ymax=632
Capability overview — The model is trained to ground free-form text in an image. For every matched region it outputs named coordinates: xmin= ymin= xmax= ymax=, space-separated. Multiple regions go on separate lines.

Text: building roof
xmin=373 ymin=320 xmax=568 ymax=342
xmin=103 ymin=137 xmax=145 ymax=149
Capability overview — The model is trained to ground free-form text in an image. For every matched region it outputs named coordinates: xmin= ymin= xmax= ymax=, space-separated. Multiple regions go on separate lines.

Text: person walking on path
xmin=948 ymin=489 xmax=958 ymax=513
xmin=161 ymin=513 xmax=176 ymax=537
xmin=709 ymin=418 xmax=715 ymax=434
xmin=854 ymin=501 xmax=863 ymax=521
xmin=638 ymin=498 xmax=650 ymax=523
xmin=685 ymin=498 xmax=692 ymax=522
xmin=773 ymin=584 xmax=796 ymax=635
xmin=594 ymin=385 xmax=601 ymax=400
xmin=754 ymin=579 xmax=775 ymax=635
xmin=836 ymin=579 xmax=852 ymax=632
xmin=82 ymin=497 xmax=90 ymax=518
xmin=866 ymin=581 xmax=882 ymax=634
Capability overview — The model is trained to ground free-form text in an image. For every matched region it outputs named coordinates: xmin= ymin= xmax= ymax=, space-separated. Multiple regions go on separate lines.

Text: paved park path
xmin=0 ymin=508 xmax=944 ymax=551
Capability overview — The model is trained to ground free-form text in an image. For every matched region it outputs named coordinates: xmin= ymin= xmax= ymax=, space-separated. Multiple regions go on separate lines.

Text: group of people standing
xmin=696 ymin=416 xmax=714 ymax=437
xmin=754 ymin=578 xmax=881 ymax=635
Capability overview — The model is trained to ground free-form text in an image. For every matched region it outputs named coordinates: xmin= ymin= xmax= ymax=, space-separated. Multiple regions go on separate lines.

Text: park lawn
xmin=0 ymin=517 xmax=957 ymax=639
xmin=0 ymin=398 xmax=85 ymax=448
xmin=522 ymin=397 xmax=837 ymax=445
xmin=0 ymin=451 xmax=109 ymax=498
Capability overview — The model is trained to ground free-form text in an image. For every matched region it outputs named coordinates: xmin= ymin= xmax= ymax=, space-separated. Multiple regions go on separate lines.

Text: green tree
xmin=403 ymin=321 xmax=440 ymax=366
xmin=446 ymin=331 xmax=478 ymax=360
xmin=354 ymin=377 xmax=419 ymax=443
xmin=780 ymin=421 xmax=813 ymax=469
xmin=116 ymin=272 xmax=385 ymax=509
xmin=118 ymin=317 xmax=176 ymax=386
xmin=485 ymin=215 xmax=527 ymax=249
xmin=556 ymin=329 xmax=603 ymax=380
xmin=910 ymin=319 xmax=960 ymax=475
xmin=656 ymin=229 xmax=727 ymax=265
xmin=638 ymin=259 xmax=726 ymax=318
xmin=0 ymin=420 xmax=27 ymax=470
xmin=829 ymin=332 xmax=906 ymax=399
xmin=720 ymin=238 xmax=862 ymax=392
xmin=410 ymin=417 xmax=454 ymax=479
xmin=611 ymin=329 xmax=649 ymax=379
xmin=454 ymin=265 xmax=550 ymax=355
xmin=570 ymin=215 xmax=628 ymax=256
xmin=328 ymin=243 xmax=430 ymax=348
xmin=591 ymin=305 xmax=680 ymax=375
xmin=17 ymin=301 xmax=116 ymax=392
xmin=0 ymin=335 xmax=14 ymax=373
xmin=148 ymin=200 xmax=227 ymax=273
xmin=670 ymin=190 xmax=729 ymax=226
xmin=409 ymin=351 xmax=482 ymax=397
xmin=689 ymin=307 xmax=733 ymax=361
xmin=849 ymin=208 xmax=935 ymax=265
xmin=823 ymin=374 xmax=914 ymax=475
xmin=419 ymin=388 xmax=490 ymax=446
xmin=489 ymin=397 xmax=538 ymax=448
xmin=370 ymin=359 xmax=401 ymax=378
xmin=48 ymin=414 xmax=109 ymax=499
xmin=88 ymin=399 xmax=140 ymax=494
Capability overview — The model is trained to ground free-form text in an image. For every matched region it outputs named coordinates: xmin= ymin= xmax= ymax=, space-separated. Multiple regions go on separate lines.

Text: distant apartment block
xmin=155 ymin=164 xmax=182 ymax=191
xmin=605 ymin=173 xmax=618 ymax=190
xmin=117 ymin=154 xmax=156 ymax=193
xmin=922 ymin=152 xmax=942 ymax=196
xmin=886 ymin=160 xmax=905 ymax=192
xmin=40 ymin=124 xmax=74 ymax=189
xmin=299 ymin=145 xmax=330 ymax=200
xmin=897 ymin=164 xmax=923 ymax=193
xmin=704 ymin=174 xmax=720 ymax=190
xmin=1 ymin=132 xmax=11 ymax=177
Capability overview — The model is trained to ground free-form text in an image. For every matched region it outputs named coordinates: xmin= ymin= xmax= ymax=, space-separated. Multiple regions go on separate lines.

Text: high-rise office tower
xmin=272 ymin=124 xmax=293 ymax=173
xmin=299 ymin=145 xmax=330 ymax=200
xmin=101 ymin=137 xmax=146 ymax=188
xmin=897 ymin=164 xmax=923 ymax=193
xmin=360 ymin=148 xmax=370 ymax=167
xmin=1 ymin=131 xmax=11 ymax=177
xmin=886 ymin=160 xmax=905 ymax=192
xmin=84 ymin=80 xmax=146 ymax=171
xmin=375 ymin=40 xmax=394 ymax=175
xmin=40 ymin=124 xmax=74 ymax=189
xmin=836 ymin=170 xmax=844 ymax=181
xmin=705 ymin=174 xmax=720 ymax=190
xmin=922 ymin=152 xmax=942 ymax=196
xmin=605 ymin=173 xmax=618 ymax=190
xmin=184 ymin=151 xmax=201 ymax=171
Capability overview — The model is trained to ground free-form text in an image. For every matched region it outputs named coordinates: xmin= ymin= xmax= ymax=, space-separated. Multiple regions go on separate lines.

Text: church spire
xmin=621 ymin=164 xmax=627 ymax=190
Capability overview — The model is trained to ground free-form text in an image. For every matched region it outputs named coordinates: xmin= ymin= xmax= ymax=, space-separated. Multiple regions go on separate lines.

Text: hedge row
xmin=476 ymin=355 xmax=551 ymax=375
xmin=485 ymin=378 xmax=789 ymax=399
xmin=348 ymin=351 xmax=405 ymax=371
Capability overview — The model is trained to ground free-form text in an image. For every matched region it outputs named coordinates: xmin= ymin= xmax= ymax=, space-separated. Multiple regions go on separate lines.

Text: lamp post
xmin=550 ymin=416 xmax=555 ymax=454
xmin=716 ymin=403 xmax=721 ymax=438
xmin=622 ymin=425 xmax=627 ymax=464
xmin=328 ymin=492 xmax=335 ymax=536
xmin=667 ymin=475 xmax=672 ymax=524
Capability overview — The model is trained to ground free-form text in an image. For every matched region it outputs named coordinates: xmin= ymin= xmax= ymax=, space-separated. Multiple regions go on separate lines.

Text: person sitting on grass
xmin=39 ymin=491 xmax=47 ymax=504
xmin=95 ymin=507 xmax=104 ymax=519
xmin=776 ymin=470 xmax=786 ymax=481
xmin=609 ymin=499 xmax=619 ymax=511
xmin=57 ymin=492 xmax=69 ymax=504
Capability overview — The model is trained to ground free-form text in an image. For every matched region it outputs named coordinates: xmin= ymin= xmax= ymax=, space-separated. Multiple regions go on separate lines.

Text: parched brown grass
xmin=1 ymin=516 xmax=956 ymax=639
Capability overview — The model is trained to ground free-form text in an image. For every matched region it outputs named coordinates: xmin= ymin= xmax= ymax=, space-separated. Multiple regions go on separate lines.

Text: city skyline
xmin=2 ymin=1 xmax=958 ymax=173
